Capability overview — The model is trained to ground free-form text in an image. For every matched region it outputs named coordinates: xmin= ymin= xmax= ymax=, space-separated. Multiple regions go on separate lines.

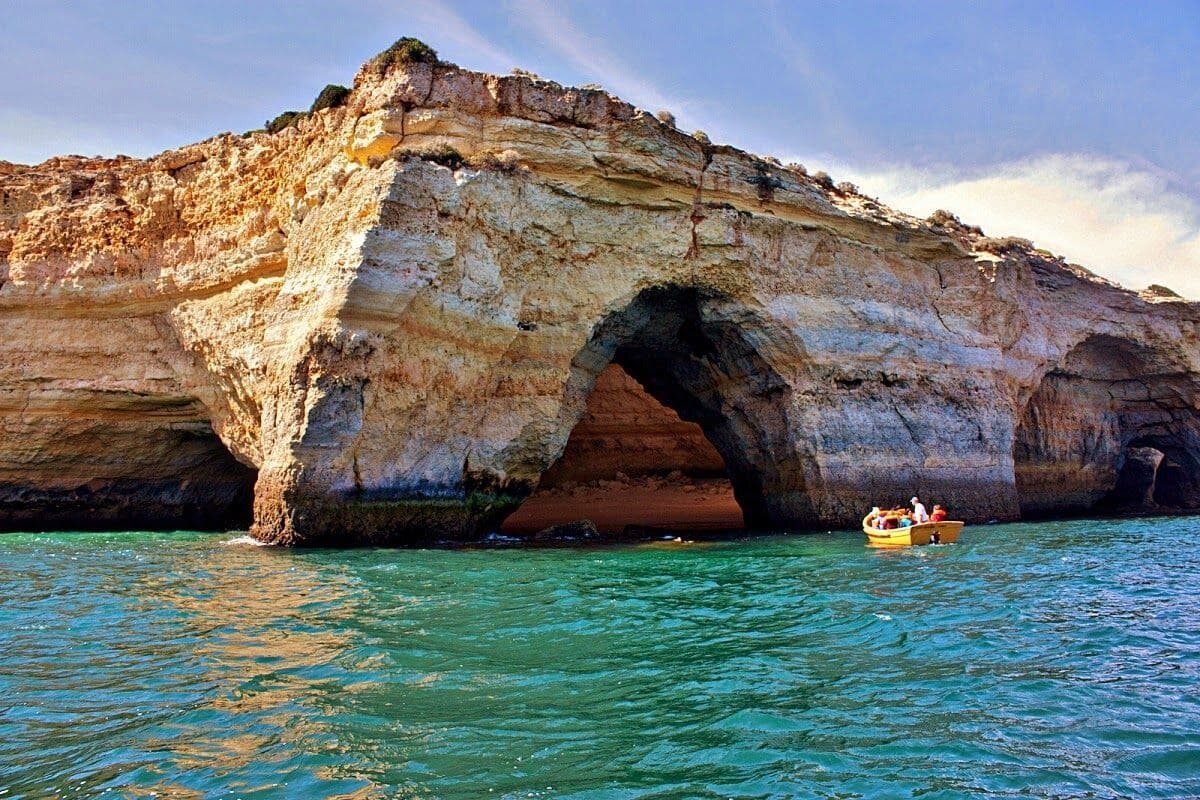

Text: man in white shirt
xmin=911 ymin=496 xmax=929 ymax=523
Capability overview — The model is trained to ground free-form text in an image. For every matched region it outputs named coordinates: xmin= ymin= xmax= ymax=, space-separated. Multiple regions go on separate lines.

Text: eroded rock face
xmin=2 ymin=56 xmax=1199 ymax=544
xmin=1015 ymin=335 xmax=1200 ymax=516
xmin=538 ymin=363 xmax=726 ymax=486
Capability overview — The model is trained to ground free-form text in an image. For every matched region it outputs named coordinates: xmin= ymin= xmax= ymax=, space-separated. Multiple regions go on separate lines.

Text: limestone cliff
xmin=2 ymin=44 xmax=1198 ymax=544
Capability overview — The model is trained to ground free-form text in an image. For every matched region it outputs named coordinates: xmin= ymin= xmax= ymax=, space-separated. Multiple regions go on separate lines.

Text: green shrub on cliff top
xmin=310 ymin=84 xmax=351 ymax=113
xmin=369 ymin=37 xmax=439 ymax=74
xmin=265 ymin=110 xmax=306 ymax=134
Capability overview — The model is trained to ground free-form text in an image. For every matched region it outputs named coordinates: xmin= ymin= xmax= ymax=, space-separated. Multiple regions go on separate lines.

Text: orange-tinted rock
xmin=1 ymin=56 xmax=1198 ymax=543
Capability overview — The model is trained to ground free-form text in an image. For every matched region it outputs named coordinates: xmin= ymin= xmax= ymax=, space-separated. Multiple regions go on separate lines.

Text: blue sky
xmin=3 ymin=0 xmax=1198 ymax=295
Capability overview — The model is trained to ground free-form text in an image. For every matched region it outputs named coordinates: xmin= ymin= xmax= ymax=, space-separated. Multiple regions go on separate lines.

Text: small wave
xmin=221 ymin=535 xmax=272 ymax=547
xmin=874 ymin=613 xmax=893 ymax=621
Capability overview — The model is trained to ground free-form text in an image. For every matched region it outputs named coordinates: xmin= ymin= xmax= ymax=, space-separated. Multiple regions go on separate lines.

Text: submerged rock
xmin=529 ymin=520 xmax=600 ymax=543
xmin=0 ymin=46 xmax=1198 ymax=544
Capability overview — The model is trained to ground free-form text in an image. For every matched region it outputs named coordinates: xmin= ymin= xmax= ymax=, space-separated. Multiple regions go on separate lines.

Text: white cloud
xmin=822 ymin=154 xmax=1200 ymax=299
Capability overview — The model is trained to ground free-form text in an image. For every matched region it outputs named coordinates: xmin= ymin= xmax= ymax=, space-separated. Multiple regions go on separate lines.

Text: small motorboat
xmin=862 ymin=512 xmax=963 ymax=547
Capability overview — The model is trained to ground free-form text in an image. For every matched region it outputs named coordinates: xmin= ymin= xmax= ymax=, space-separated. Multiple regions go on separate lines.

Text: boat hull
xmin=862 ymin=520 xmax=963 ymax=547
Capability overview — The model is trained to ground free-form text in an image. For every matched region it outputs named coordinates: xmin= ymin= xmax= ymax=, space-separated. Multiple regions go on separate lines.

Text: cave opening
xmin=501 ymin=286 xmax=799 ymax=536
xmin=163 ymin=425 xmax=259 ymax=531
xmin=0 ymin=416 xmax=257 ymax=533
xmin=1013 ymin=334 xmax=1200 ymax=519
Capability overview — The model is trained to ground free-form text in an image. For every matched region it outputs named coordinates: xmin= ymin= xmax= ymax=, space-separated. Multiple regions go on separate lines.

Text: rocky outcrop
xmin=2 ymin=46 xmax=1199 ymax=544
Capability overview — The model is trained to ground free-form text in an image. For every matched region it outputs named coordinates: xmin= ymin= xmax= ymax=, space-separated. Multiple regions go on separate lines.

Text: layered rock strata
xmin=2 ymin=53 xmax=1198 ymax=544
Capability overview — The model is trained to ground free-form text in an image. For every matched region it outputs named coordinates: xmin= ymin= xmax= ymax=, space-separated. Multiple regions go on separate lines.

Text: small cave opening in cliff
xmin=1013 ymin=334 xmax=1200 ymax=519
xmin=0 ymin=418 xmax=257 ymax=533
xmin=501 ymin=286 xmax=799 ymax=537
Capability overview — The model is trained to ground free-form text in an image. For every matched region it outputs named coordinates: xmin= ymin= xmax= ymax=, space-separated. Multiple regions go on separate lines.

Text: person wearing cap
xmin=911 ymin=496 xmax=929 ymax=523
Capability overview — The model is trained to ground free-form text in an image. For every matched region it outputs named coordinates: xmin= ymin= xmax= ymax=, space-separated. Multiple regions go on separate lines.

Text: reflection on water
xmin=130 ymin=545 xmax=363 ymax=791
xmin=1 ymin=519 xmax=1199 ymax=798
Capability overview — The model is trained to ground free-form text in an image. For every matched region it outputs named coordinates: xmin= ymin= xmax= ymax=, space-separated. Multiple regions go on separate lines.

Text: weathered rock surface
xmin=2 ymin=51 xmax=1199 ymax=544
xmin=537 ymin=363 xmax=726 ymax=486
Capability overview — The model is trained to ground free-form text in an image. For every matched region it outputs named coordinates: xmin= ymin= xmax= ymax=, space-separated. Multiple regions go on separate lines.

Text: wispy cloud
xmin=400 ymin=0 xmax=521 ymax=73
xmin=507 ymin=0 xmax=703 ymax=124
xmin=758 ymin=0 xmax=861 ymax=155
xmin=821 ymin=154 xmax=1200 ymax=299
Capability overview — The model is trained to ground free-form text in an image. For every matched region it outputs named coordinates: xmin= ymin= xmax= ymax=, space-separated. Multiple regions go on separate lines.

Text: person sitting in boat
xmin=898 ymin=513 xmax=914 ymax=528
xmin=930 ymin=504 xmax=947 ymax=523
xmin=882 ymin=512 xmax=899 ymax=529
xmin=911 ymin=496 xmax=929 ymax=523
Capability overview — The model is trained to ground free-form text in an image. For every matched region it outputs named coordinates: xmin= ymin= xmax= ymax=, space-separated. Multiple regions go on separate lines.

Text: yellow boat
xmin=862 ymin=513 xmax=963 ymax=547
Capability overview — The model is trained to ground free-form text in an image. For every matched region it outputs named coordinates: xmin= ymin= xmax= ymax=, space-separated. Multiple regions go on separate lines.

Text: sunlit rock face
xmin=2 ymin=57 xmax=1199 ymax=544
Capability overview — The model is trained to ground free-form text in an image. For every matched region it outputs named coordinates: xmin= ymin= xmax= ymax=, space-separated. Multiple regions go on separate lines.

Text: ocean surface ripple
xmin=1 ymin=518 xmax=1199 ymax=798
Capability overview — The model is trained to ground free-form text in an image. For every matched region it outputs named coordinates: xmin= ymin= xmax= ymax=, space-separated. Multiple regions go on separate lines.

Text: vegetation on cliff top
xmin=368 ymin=37 xmax=439 ymax=74
xmin=310 ymin=84 xmax=351 ymax=113
xmin=264 ymin=110 xmax=306 ymax=134
xmin=976 ymin=236 xmax=1036 ymax=256
xmin=1146 ymin=283 xmax=1183 ymax=298
xmin=256 ymin=37 xmax=443 ymax=137
xmin=927 ymin=209 xmax=984 ymax=235
xmin=262 ymin=82 xmax=352 ymax=135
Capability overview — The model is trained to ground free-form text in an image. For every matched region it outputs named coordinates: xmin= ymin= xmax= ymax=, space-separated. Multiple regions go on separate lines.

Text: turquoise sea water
xmin=1 ymin=518 xmax=1198 ymax=799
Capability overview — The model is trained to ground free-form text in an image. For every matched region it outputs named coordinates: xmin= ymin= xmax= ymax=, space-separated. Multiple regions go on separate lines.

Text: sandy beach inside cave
xmin=501 ymin=477 xmax=745 ymax=535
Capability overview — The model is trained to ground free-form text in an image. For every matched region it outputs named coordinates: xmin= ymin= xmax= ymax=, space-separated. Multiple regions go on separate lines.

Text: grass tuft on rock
xmin=1145 ymin=283 xmax=1183 ymax=298
xmin=393 ymin=143 xmax=465 ymax=170
xmin=310 ymin=84 xmax=351 ymax=113
xmin=467 ymin=149 xmax=521 ymax=173
xmin=369 ymin=37 xmax=439 ymax=74
xmin=976 ymin=236 xmax=1034 ymax=256
xmin=927 ymin=208 xmax=983 ymax=235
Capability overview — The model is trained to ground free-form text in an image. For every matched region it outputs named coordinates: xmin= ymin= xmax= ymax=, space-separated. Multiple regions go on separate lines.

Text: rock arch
xmin=501 ymin=285 xmax=809 ymax=533
xmin=6 ymin=57 xmax=1199 ymax=546
xmin=1013 ymin=334 xmax=1200 ymax=517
